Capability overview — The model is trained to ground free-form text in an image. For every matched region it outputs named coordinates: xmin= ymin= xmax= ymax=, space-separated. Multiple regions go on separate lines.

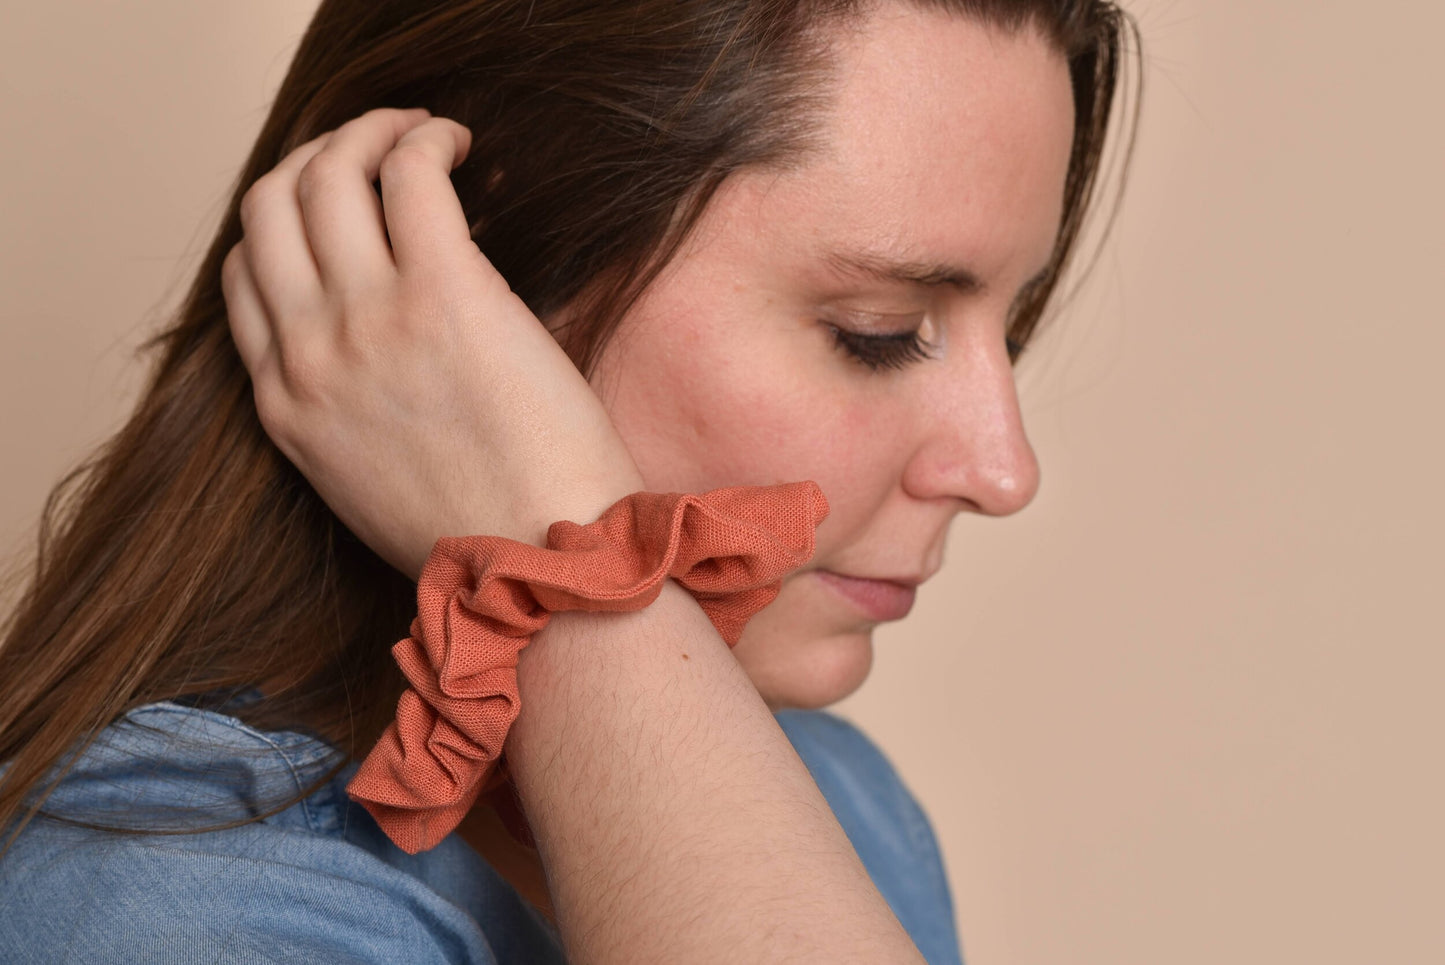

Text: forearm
xmin=507 ymin=578 xmax=926 ymax=965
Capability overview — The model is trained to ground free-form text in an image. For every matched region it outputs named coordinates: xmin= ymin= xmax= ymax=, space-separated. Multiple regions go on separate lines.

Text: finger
xmin=221 ymin=241 xmax=276 ymax=379
xmin=238 ymin=132 xmax=335 ymax=321
xmin=297 ymin=107 xmax=434 ymax=291
xmin=376 ymin=118 xmax=476 ymax=276
xmin=274 ymin=128 xmax=339 ymax=179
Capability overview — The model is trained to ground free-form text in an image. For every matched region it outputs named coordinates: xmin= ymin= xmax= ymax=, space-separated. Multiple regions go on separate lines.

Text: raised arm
xmin=221 ymin=107 xmax=926 ymax=964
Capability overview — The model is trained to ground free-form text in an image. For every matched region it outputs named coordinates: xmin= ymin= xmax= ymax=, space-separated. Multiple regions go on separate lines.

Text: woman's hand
xmin=221 ymin=108 xmax=644 ymax=579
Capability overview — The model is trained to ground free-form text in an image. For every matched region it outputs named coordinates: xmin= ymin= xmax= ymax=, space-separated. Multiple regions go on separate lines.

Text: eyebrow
xmin=821 ymin=248 xmax=1052 ymax=300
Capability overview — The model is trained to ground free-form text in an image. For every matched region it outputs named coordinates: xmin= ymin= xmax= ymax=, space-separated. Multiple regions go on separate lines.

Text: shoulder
xmin=0 ymin=699 xmax=561 ymax=965
xmin=2 ymin=822 xmax=496 ymax=964
xmin=775 ymin=708 xmax=965 ymax=965
xmin=773 ymin=708 xmax=951 ymax=874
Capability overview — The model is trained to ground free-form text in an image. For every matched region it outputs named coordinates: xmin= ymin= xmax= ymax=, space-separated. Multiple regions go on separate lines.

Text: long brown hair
xmin=0 ymin=0 xmax=1139 ymax=852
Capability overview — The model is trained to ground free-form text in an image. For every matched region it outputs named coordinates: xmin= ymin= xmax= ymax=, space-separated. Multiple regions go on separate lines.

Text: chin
xmin=748 ymin=630 xmax=876 ymax=712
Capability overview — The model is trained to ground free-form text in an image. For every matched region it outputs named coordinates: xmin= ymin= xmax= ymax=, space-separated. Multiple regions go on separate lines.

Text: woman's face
xmin=584 ymin=5 xmax=1076 ymax=709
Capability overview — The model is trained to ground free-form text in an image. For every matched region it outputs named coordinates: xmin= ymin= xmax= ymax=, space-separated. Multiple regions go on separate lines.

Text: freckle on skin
xmin=682 ymin=653 xmax=690 ymax=660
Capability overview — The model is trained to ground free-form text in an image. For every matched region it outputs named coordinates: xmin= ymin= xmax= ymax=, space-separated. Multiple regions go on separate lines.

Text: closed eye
xmin=827 ymin=325 xmax=938 ymax=372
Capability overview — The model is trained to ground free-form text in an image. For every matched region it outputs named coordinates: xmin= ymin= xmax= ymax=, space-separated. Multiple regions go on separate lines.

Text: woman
xmin=0 ymin=0 xmax=1136 ymax=961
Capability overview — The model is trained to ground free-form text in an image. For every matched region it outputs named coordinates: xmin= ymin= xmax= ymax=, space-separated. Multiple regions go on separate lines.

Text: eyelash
xmin=827 ymin=325 xmax=938 ymax=372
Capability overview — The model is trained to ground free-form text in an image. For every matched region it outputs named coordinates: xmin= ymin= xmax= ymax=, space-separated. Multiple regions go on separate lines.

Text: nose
xmin=900 ymin=332 xmax=1041 ymax=516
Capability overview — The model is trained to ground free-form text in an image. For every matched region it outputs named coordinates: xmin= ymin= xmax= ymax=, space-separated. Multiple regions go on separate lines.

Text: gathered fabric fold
xmin=346 ymin=481 xmax=830 ymax=854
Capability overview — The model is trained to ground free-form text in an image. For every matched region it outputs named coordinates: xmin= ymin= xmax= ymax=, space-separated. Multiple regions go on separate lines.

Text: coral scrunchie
xmin=346 ymin=481 xmax=830 ymax=854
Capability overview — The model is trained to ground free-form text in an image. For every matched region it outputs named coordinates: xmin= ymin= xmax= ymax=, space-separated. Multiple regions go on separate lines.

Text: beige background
xmin=2 ymin=1 xmax=1441 ymax=962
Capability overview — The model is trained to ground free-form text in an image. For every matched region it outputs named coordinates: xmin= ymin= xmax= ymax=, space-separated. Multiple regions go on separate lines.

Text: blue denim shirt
xmin=0 ymin=697 xmax=963 ymax=964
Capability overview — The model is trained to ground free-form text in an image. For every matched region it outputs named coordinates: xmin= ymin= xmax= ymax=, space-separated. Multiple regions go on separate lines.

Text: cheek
xmin=597 ymin=310 xmax=903 ymax=544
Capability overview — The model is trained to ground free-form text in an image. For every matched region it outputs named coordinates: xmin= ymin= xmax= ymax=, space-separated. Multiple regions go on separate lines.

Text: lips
xmin=815 ymin=570 xmax=918 ymax=621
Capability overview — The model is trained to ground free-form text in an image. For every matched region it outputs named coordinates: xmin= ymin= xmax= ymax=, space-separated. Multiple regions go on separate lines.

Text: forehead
xmin=740 ymin=4 xmax=1076 ymax=285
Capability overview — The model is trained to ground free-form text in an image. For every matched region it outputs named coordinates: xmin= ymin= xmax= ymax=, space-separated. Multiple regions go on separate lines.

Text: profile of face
xmin=580 ymin=4 xmax=1076 ymax=710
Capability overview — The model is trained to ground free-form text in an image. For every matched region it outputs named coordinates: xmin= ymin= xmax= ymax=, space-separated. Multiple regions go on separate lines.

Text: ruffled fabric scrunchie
xmin=347 ymin=481 xmax=830 ymax=854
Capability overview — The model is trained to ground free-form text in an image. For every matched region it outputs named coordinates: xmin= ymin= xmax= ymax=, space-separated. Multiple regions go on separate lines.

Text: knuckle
xmin=277 ymin=339 xmax=328 ymax=400
xmin=250 ymin=380 xmax=293 ymax=441
xmin=415 ymin=116 xmax=460 ymax=143
xmin=295 ymin=152 xmax=345 ymax=205
xmin=368 ymin=106 xmax=414 ymax=124
xmin=379 ymin=142 xmax=433 ymax=180
xmin=238 ymin=179 xmax=273 ymax=230
xmin=337 ymin=107 xmax=413 ymax=143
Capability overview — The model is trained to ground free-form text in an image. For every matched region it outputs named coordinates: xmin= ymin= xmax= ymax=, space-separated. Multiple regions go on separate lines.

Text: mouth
xmin=814 ymin=570 xmax=919 ymax=621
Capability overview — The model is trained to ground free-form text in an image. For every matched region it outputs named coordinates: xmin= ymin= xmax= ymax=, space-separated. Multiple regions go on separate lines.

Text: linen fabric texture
xmin=347 ymin=482 xmax=831 ymax=854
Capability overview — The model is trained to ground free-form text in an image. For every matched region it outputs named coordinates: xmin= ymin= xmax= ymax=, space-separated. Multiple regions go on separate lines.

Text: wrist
xmin=348 ymin=481 xmax=825 ymax=854
xmin=399 ymin=463 xmax=646 ymax=578
xmin=510 ymin=579 xmax=721 ymax=717
xmin=507 ymin=465 xmax=647 ymax=547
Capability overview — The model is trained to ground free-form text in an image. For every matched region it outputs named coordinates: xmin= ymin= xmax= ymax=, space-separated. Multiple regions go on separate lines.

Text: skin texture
xmin=583 ymin=5 xmax=1074 ymax=710
xmin=224 ymin=4 xmax=1079 ymax=952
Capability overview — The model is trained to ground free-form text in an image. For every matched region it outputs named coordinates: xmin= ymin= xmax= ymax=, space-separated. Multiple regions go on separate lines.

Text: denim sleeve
xmin=774 ymin=709 xmax=966 ymax=965
xmin=0 ymin=820 xmax=501 ymax=965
